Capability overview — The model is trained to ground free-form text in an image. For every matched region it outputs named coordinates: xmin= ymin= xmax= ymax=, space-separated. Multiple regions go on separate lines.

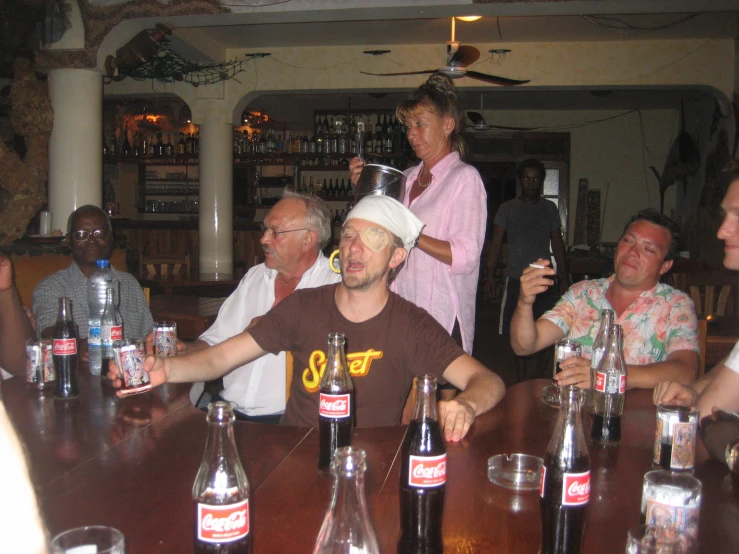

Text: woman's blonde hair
xmin=396 ymin=73 xmax=466 ymax=158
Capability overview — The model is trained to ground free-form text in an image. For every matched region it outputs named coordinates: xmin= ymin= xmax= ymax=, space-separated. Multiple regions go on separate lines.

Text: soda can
xmin=153 ymin=321 xmax=177 ymax=357
xmin=113 ymin=338 xmax=151 ymax=397
xmin=653 ymin=404 xmax=699 ymax=472
xmin=26 ymin=339 xmax=55 ymax=390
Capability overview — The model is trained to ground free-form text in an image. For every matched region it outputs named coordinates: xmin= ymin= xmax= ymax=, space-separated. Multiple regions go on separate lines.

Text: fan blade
xmin=466 ymin=71 xmax=530 ymax=87
xmin=450 ymin=45 xmax=480 ymax=67
xmin=360 ymin=70 xmax=437 ymax=77
xmin=467 ymin=111 xmax=484 ymax=124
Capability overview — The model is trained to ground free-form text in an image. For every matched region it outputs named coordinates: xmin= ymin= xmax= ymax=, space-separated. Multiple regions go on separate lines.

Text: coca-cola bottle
xmin=313 ymin=447 xmax=379 ymax=554
xmin=398 ymin=375 xmax=446 ymax=554
xmin=318 ymin=332 xmax=354 ymax=473
xmin=591 ymin=324 xmax=627 ymax=445
xmin=540 ymin=385 xmax=590 ymax=554
xmin=588 ymin=309 xmax=614 ymax=413
xmin=53 ymin=297 xmax=80 ymax=399
xmin=193 ymin=402 xmax=251 ymax=553
xmin=100 ymin=287 xmax=123 ymax=372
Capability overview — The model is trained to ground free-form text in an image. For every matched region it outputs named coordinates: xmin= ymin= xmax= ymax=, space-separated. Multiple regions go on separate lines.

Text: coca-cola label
xmin=539 ymin=465 xmax=547 ymax=498
xmin=110 ymin=325 xmax=123 ymax=341
xmin=595 ymin=372 xmax=626 ymax=394
xmin=319 ymin=393 xmax=351 ymax=418
xmin=197 ymin=499 xmax=249 ymax=543
xmin=562 ymin=471 xmax=591 ymax=506
xmin=53 ymin=338 xmax=77 ymax=356
xmin=594 ymin=371 xmax=606 ymax=392
xmin=408 ymin=454 xmax=447 ymax=488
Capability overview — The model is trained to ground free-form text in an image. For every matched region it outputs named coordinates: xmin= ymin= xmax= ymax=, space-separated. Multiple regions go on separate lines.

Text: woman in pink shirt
xmin=351 ymin=74 xmax=487 ymax=356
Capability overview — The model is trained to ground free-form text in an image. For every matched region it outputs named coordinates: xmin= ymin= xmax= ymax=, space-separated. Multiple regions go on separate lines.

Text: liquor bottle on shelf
xmin=177 ymin=133 xmax=186 ymax=156
xmin=121 ymin=131 xmax=131 ymax=158
xmin=109 ymin=135 xmax=117 ymax=156
xmin=156 ymin=132 xmax=164 ymax=157
xmin=315 ymin=178 xmax=323 ymax=196
xmin=193 ymin=132 xmax=200 ymax=155
xmin=301 ymin=134 xmax=309 ymax=154
xmin=147 ymin=135 xmax=155 ymax=156
xmin=103 ymin=137 xmax=109 ymax=156
xmin=308 ymin=177 xmax=315 ymax=195
xmin=365 ymin=129 xmax=374 ymax=156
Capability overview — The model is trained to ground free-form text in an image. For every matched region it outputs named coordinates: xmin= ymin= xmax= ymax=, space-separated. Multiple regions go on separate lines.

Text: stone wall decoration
xmin=0 ymin=59 xmax=53 ymax=245
xmin=586 ymin=189 xmax=601 ymax=252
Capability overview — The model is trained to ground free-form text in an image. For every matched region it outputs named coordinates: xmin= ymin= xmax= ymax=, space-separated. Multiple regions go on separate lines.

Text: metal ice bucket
xmin=354 ymin=164 xmax=406 ymax=201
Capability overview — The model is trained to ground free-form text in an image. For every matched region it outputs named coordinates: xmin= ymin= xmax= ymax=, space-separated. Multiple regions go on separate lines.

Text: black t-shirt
xmin=249 ymin=284 xmax=464 ymax=427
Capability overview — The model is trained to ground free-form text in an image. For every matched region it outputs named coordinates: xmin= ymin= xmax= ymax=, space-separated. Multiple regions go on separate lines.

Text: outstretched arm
xmin=0 ymin=255 xmax=35 ymax=376
xmin=440 ymin=354 xmax=506 ymax=442
xmin=109 ymin=330 xmax=266 ymax=393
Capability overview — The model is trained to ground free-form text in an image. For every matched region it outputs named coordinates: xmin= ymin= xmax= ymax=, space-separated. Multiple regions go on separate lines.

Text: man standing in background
xmin=485 ymin=158 xmax=568 ymax=381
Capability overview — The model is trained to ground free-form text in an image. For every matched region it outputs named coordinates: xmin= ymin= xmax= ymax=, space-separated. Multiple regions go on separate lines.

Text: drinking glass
xmin=113 ymin=338 xmax=151 ymax=397
xmin=542 ymin=340 xmax=582 ymax=407
xmin=153 ymin=321 xmax=178 ymax=357
xmin=50 ymin=526 xmax=124 ymax=554
xmin=625 ymin=524 xmax=695 ymax=553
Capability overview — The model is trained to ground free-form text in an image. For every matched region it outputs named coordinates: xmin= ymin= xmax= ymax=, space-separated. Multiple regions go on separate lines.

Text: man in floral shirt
xmin=510 ymin=209 xmax=698 ymax=390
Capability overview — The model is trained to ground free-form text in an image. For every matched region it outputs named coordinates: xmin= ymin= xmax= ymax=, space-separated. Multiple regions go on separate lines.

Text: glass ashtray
xmin=488 ymin=454 xmax=543 ymax=491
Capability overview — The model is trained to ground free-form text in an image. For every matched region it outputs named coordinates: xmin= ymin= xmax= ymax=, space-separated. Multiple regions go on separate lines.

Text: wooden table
xmin=149 ymin=294 xmax=226 ymax=340
xmin=5 ymin=377 xmax=737 ymax=553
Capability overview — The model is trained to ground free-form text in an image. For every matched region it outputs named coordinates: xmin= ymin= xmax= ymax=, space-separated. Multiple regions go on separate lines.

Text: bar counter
xmin=4 ymin=376 xmax=737 ymax=553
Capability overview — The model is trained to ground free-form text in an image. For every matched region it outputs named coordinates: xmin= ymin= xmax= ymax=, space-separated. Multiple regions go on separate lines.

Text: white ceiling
xmin=174 ymin=12 xmax=738 ymax=53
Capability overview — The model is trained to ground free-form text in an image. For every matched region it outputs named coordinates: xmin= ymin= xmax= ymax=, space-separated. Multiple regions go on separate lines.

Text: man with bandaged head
xmin=108 ymin=196 xmax=505 ymax=441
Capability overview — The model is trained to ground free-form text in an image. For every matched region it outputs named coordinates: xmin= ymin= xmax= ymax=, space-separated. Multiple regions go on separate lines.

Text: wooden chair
xmin=689 ymin=284 xmax=733 ymax=318
xmin=142 ymin=286 xmax=150 ymax=306
xmin=141 ymin=254 xmax=191 ymax=280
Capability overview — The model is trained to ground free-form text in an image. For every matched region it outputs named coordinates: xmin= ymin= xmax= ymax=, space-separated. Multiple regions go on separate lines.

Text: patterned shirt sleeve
xmin=663 ymin=289 xmax=700 ymax=355
xmin=540 ymin=281 xmax=583 ymax=336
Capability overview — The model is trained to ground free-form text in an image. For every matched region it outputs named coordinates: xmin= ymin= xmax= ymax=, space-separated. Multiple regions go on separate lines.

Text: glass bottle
xmin=540 ymin=385 xmax=590 ymax=554
xmin=318 ymin=332 xmax=354 ymax=473
xmin=193 ymin=402 xmax=251 ymax=553
xmin=398 ymin=375 xmax=446 ymax=554
xmin=589 ymin=309 xmax=615 ymax=412
xmin=53 ymin=297 xmax=80 ymax=399
xmin=591 ymin=324 xmax=627 ymax=444
xmin=313 ymin=447 xmax=379 ymax=554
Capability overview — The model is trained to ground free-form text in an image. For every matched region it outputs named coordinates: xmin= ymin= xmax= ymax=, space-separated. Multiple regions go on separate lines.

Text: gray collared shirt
xmin=32 ymin=262 xmax=154 ymax=339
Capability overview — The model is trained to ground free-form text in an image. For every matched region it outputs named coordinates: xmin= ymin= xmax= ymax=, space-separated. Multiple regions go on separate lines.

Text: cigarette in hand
xmin=529 ymin=263 xmax=546 ymax=269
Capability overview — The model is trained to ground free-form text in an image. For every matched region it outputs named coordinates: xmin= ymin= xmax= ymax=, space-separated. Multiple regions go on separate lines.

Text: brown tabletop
xmin=149 ymin=294 xmax=226 ymax=340
xmin=7 ymin=378 xmax=738 ymax=553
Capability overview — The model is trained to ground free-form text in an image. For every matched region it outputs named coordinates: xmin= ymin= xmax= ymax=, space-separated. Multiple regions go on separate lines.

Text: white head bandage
xmin=345 ymin=196 xmax=424 ymax=251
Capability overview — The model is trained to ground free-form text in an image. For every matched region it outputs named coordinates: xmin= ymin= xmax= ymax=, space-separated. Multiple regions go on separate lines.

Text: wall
xmin=480 ymin=109 xmax=678 ymax=245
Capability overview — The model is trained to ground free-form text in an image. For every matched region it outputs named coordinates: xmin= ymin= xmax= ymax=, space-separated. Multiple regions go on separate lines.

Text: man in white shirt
xmin=654 ymin=163 xmax=739 ymax=418
xmin=187 ymin=191 xmax=340 ymax=422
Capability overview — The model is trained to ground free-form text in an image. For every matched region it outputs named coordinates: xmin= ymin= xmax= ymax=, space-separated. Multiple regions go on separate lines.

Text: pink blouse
xmin=392 ymin=152 xmax=487 ymax=353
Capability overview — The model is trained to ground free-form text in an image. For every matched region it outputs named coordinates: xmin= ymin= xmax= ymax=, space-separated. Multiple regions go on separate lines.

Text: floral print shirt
xmin=542 ymin=276 xmax=699 ymax=364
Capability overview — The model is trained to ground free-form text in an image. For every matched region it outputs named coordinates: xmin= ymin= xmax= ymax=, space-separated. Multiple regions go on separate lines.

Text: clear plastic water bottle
xmin=87 ymin=259 xmax=117 ymax=375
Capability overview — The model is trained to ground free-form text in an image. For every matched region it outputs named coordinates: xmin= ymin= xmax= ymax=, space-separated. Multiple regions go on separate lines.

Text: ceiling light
xmin=456 ymin=16 xmax=482 ymax=22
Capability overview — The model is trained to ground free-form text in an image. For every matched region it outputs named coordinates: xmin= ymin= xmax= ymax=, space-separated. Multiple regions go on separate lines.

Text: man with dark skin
xmin=33 ymin=205 xmax=153 ymax=345
xmin=485 ymin=158 xmax=568 ymax=381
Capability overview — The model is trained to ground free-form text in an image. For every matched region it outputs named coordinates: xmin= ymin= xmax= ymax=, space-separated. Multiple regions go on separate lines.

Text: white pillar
xmin=198 ymin=121 xmax=233 ymax=278
xmin=48 ymin=69 xmax=102 ymax=234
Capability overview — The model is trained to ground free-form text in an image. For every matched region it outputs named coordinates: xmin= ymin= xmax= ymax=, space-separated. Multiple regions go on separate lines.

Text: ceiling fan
xmin=360 ymin=18 xmax=529 ymax=87
xmin=465 ymin=93 xmax=535 ymax=132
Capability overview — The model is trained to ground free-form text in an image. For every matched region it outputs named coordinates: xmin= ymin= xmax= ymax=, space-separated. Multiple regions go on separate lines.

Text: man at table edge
xmin=112 ymin=195 xmax=506 ymax=441
xmin=510 ymin=208 xmax=699 ymax=390
xmin=181 ymin=190 xmax=341 ymax=423
xmin=655 ymin=163 xmax=739 ymax=418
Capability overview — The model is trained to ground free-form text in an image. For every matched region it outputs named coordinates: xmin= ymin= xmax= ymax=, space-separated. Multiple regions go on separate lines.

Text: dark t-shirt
xmin=249 ymin=284 xmax=464 ymax=428
xmin=493 ymin=197 xmax=560 ymax=279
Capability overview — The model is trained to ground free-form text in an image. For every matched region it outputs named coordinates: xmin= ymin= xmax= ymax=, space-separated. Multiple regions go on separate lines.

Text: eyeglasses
xmin=258 ymin=223 xmax=311 ymax=240
xmin=72 ymin=229 xmax=111 ymax=242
